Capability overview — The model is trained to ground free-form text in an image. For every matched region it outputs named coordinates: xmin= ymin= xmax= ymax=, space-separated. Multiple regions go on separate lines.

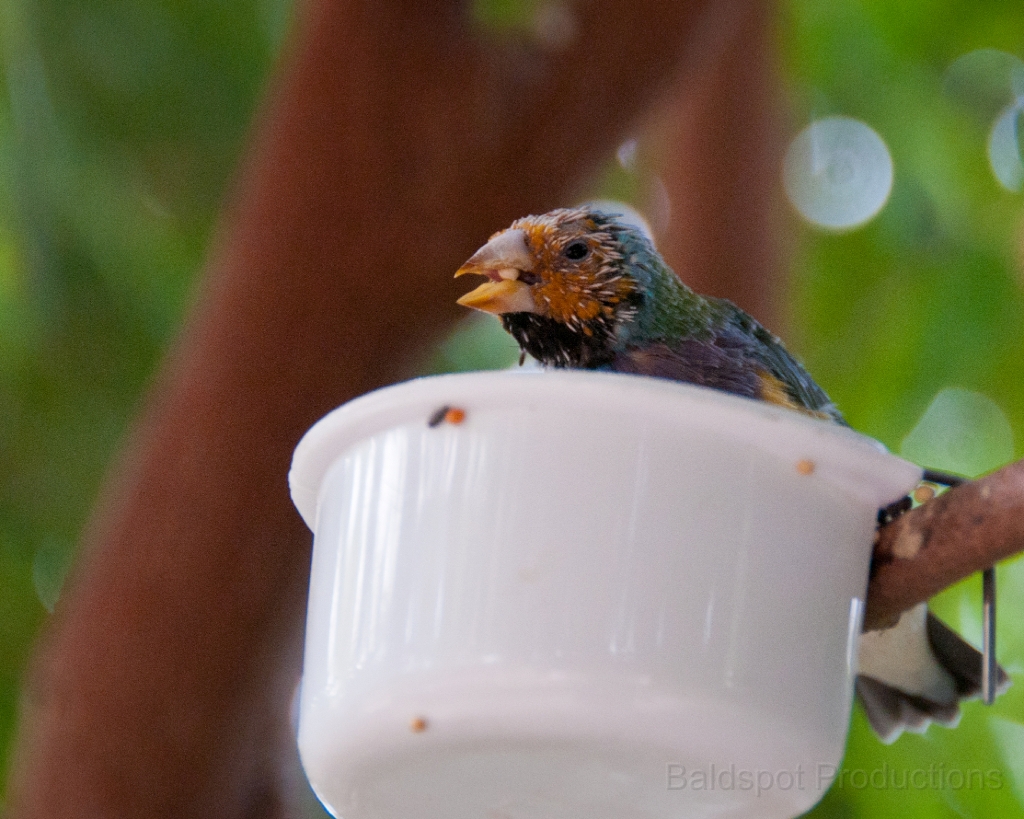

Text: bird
xmin=454 ymin=204 xmax=1008 ymax=743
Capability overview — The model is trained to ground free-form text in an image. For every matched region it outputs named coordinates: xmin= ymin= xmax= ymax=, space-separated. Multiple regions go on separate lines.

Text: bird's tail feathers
xmin=856 ymin=608 xmax=1010 ymax=744
xmin=856 ymin=675 xmax=960 ymax=744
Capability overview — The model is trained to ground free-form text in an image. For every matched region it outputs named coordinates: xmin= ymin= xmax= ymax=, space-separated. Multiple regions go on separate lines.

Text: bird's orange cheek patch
xmin=522 ymin=222 xmax=549 ymax=250
xmin=575 ymin=299 xmax=603 ymax=321
xmin=535 ymin=279 xmax=601 ymax=324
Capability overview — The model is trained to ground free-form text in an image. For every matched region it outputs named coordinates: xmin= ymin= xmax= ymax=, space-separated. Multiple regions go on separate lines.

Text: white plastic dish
xmin=289 ymin=370 xmax=921 ymax=819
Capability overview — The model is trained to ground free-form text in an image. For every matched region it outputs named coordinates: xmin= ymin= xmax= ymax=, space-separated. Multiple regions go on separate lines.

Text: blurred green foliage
xmin=0 ymin=0 xmax=289 ymax=797
xmin=1 ymin=0 xmax=1024 ymax=816
xmin=780 ymin=2 xmax=1024 ymax=816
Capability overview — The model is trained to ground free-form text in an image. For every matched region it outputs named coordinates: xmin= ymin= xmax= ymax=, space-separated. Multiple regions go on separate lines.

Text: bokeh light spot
xmin=32 ymin=538 xmax=73 ymax=613
xmin=900 ymin=388 xmax=1015 ymax=478
xmin=645 ymin=177 xmax=672 ymax=238
xmin=533 ymin=3 xmax=576 ymax=51
xmin=988 ymin=99 xmax=1024 ymax=192
xmin=783 ymin=116 xmax=893 ymax=230
xmin=944 ymin=49 xmax=1024 ymax=120
xmin=616 ymin=138 xmax=638 ymax=170
xmin=583 ymin=199 xmax=656 ymax=242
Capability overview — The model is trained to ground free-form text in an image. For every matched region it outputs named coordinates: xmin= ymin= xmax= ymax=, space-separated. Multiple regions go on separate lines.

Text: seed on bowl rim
xmin=795 ymin=459 xmax=815 ymax=476
xmin=444 ymin=407 xmax=466 ymax=424
xmin=913 ymin=485 xmax=936 ymax=504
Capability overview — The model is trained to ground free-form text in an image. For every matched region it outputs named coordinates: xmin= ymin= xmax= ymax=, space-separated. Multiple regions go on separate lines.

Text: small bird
xmin=455 ymin=205 xmax=1006 ymax=743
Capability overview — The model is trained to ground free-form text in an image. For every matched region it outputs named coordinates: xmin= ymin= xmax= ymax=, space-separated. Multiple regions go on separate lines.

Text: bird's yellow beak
xmin=455 ymin=229 xmax=539 ymax=315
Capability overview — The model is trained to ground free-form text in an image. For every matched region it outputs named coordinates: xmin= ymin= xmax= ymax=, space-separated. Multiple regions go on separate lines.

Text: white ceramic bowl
xmin=289 ymin=370 xmax=921 ymax=819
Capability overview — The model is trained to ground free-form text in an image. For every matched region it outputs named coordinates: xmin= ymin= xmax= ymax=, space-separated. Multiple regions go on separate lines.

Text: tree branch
xmin=865 ymin=457 xmax=1024 ymax=631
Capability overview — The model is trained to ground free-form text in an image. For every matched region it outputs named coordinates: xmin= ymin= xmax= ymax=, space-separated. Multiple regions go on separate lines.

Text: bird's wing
xmin=610 ymin=337 xmax=762 ymax=399
xmin=710 ymin=299 xmax=844 ymax=422
xmin=611 ymin=306 xmax=843 ymax=422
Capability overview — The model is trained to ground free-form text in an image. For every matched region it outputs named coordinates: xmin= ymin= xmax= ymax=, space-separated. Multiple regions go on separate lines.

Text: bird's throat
xmin=501 ymin=313 xmax=615 ymax=369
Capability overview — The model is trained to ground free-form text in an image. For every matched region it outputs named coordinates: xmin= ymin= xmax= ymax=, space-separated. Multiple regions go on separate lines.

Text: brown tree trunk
xmin=652 ymin=0 xmax=788 ymax=327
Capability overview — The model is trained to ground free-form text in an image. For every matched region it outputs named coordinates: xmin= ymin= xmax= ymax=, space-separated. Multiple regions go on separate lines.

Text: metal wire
xmin=983 ymin=567 xmax=998 ymax=705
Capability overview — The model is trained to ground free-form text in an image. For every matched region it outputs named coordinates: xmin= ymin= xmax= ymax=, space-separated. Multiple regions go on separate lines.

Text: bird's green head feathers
xmin=455 ymin=207 xmax=711 ymax=367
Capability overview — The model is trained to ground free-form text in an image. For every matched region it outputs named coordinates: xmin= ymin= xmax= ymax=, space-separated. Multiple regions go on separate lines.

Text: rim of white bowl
xmin=289 ymin=370 xmax=922 ymax=529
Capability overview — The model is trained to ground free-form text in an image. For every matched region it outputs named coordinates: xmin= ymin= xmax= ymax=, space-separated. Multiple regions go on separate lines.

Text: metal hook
xmin=922 ymin=469 xmax=997 ymax=705
xmin=982 ymin=566 xmax=997 ymax=705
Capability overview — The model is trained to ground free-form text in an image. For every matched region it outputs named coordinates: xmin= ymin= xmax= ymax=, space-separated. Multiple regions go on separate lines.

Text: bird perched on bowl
xmin=454 ymin=205 xmax=1007 ymax=743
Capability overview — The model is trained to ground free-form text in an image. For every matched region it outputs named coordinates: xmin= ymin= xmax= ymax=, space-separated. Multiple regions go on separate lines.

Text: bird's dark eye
xmin=563 ymin=241 xmax=589 ymax=260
